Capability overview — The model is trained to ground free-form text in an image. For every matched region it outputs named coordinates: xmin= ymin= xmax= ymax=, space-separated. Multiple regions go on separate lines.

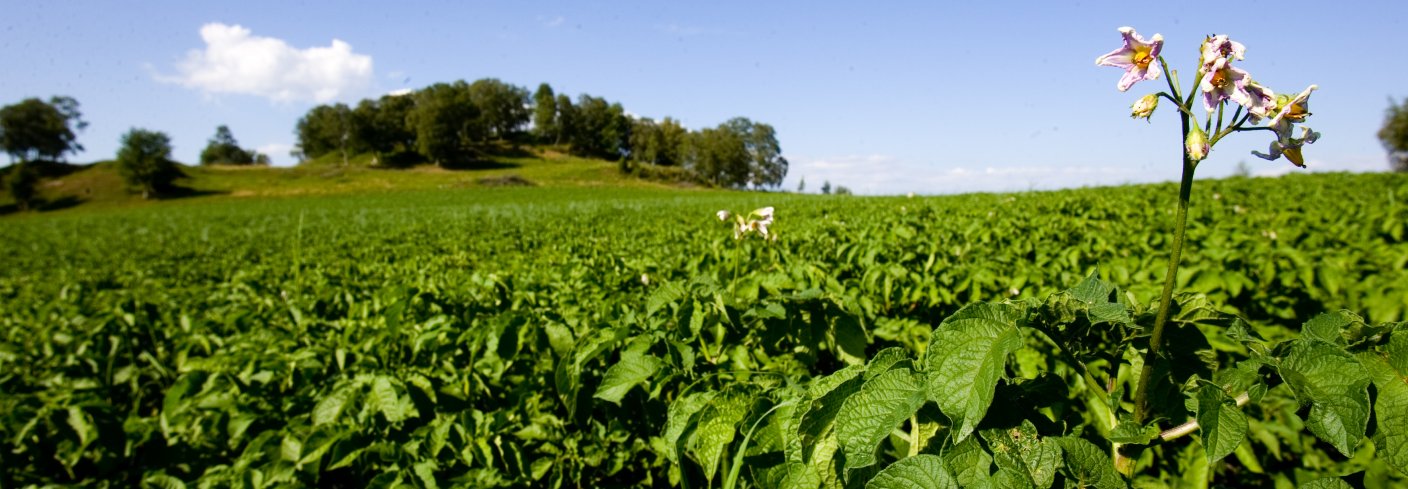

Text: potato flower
xmin=1095 ymin=27 xmax=1164 ymax=92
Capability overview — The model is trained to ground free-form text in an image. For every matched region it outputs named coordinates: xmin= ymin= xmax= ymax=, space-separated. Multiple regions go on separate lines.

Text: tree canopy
xmin=287 ymin=77 xmax=789 ymax=187
xmin=117 ymin=128 xmax=183 ymax=199
xmin=200 ymin=125 xmax=258 ymax=165
xmin=0 ymin=96 xmax=86 ymax=163
xmin=1379 ymin=98 xmax=1408 ymax=172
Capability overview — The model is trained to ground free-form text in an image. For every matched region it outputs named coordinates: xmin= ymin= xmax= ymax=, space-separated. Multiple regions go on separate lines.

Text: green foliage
xmin=2 ymin=173 xmax=1407 ymax=487
xmin=116 ymin=128 xmax=183 ymax=199
xmin=1379 ymin=97 xmax=1408 ymax=172
xmin=0 ymin=96 xmax=86 ymax=163
xmin=5 ymin=161 xmax=41 ymax=210
xmin=533 ymin=83 xmax=558 ymax=143
xmin=199 ymin=125 xmax=257 ymax=165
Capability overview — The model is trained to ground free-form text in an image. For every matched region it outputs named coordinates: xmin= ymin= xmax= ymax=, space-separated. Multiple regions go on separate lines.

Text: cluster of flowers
xmin=716 ymin=206 xmax=775 ymax=240
xmin=1096 ymin=27 xmax=1318 ymax=167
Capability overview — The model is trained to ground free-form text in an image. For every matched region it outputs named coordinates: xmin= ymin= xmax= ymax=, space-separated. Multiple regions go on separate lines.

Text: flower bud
xmin=1130 ymin=94 xmax=1158 ymax=121
xmin=1185 ymin=126 xmax=1210 ymax=162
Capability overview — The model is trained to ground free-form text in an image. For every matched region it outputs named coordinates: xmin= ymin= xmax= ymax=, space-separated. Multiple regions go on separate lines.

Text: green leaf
xmin=689 ymin=389 xmax=753 ymax=482
xmin=647 ymin=281 xmax=686 ymax=317
xmin=1107 ymin=415 xmax=1159 ymax=445
xmin=141 ymin=472 xmax=188 ymax=489
xmin=799 ymin=365 xmax=865 ymax=453
xmin=981 ymin=420 xmax=1058 ymax=489
xmin=664 ymin=391 xmax=716 ymax=464
xmin=776 ymin=462 xmax=822 ymax=489
xmin=925 ymin=302 xmax=1024 ymax=442
xmin=865 ymin=454 xmax=957 ymax=489
xmin=554 ymin=326 xmax=625 ymax=417
xmin=837 ymin=367 xmax=925 ymax=470
xmin=1301 ymin=312 xmax=1351 ymax=345
xmin=1297 ymin=477 xmax=1354 ymax=489
xmin=313 ymin=385 xmax=354 ymax=426
xmin=1277 ymin=339 xmax=1371 ymax=456
xmin=1358 ymin=332 xmax=1408 ymax=476
xmin=593 ymin=349 xmax=661 ymax=404
xmin=1192 ymin=384 xmax=1247 ymax=464
xmin=1054 ymin=437 xmax=1124 ymax=489
xmin=942 ymin=436 xmax=992 ymax=488
xmin=832 ymin=312 xmax=869 ymax=366
xmin=369 ymin=376 xmax=415 ymax=423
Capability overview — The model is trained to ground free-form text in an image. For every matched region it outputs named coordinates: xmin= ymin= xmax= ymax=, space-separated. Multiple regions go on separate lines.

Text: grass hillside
xmin=1 ymin=148 xmax=694 ymax=215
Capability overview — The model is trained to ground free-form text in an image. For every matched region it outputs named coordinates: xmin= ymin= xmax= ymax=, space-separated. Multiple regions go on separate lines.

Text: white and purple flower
xmin=1096 ymin=27 xmax=1164 ymax=92
xmin=1198 ymin=57 xmax=1255 ymax=113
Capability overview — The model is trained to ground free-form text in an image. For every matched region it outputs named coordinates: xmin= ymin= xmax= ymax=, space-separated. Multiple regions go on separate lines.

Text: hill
xmin=1 ymin=148 xmax=696 ymax=215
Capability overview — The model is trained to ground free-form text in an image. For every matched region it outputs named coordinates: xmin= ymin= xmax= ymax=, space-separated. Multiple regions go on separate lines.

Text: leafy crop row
xmin=1 ymin=172 xmax=1405 ymax=487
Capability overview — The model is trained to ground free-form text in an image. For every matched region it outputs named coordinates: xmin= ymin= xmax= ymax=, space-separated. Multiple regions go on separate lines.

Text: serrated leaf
xmin=313 ymin=385 xmax=354 ymax=426
xmin=593 ymin=350 xmax=661 ymax=404
xmin=1107 ymin=415 xmax=1159 ymax=444
xmin=1277 ymin=339 xmax=1371 ymax=456
xmin=832 ymin=312 xmax=869 ymax=366
xmin=1358 ymin=335 xmax=1408 ymax=476
xmin=837 ymin=367 xmax=925 ymax=470
xmin=942 ymin=435 xmax=992 ymax=488
xmin=664 ymin=391 xmax=716 ymax=464
xmin=1192 ymin=384 xmax=1247 ymax=464
xmin=981 ymin=420 xmax=1058 ymax=489
xmin=647 ymin=281 xmax=686 ymax=317
xmin=865 ymin=347 xmax=912 ymax=380
xmin=1297 ymin=478 xmax=1353 ymax=489
xmin=925 ymin=302 xmax=1024 ymax=442
xmin=776 ymin=462 xmax=822 ymax=489
xmin=1054 ymin=437 xmax=1124 ymax=489
xmin=865 ymin=454 xmax=957 ymax=489
xmin=1301 ymin=312 xmax=1351 ymax=345
xmin=690 ymin=390 xmax=753 ymax=482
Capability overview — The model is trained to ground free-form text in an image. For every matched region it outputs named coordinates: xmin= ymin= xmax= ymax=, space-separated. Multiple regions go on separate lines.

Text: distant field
xmin=0 ymin=150 xmax=687 ymax=214
xmin=2 ymin=171 xmax=1405 ymax=486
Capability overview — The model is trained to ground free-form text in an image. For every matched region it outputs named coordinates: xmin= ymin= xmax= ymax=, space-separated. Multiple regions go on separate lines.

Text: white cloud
xmin=386 ymin=88 xmax=413 ymax=97
xmin=164 ymin=23 xmax=373 ymax=103
xmin=542 ymin=15 xmax=566 ymax=28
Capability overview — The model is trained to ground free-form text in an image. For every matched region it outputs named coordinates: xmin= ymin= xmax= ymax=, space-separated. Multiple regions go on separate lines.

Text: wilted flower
xmin=1252 ymin=126 xmax=1319 ymax=167
xmin=1199 ymin=35 xmax=1245 ymax=71
xmin=1243 ymin=82 xmax=1277 ymax=120
xmin=1186 ymin=126 xmax=1210 ymax=162
xmin=1131 ymin=93 xmax=1159 ymax=121
xmin=1199 ymin=57 xmax=1254 ymax=113
xmin=1095 ymin=27 xmax=1164 ymax=92
xmin=1264 ymin=85 xmax=1317 ymax=135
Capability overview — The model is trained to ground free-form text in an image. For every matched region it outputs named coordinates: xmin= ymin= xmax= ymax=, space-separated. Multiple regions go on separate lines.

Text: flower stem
xmin=1133 ymin=134 xmax=1198 ymax=426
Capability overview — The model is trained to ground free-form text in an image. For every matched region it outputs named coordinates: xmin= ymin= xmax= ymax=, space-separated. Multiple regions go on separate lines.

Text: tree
xmin=686 ymin=125 xmax=749 ymax=187
xmin=199 ymin=125 xmax=255 ymax=165
xmin=533 ymin=83 xmax=557 ymax=143
xmin=568 ymin=95 xmax=630 ymax=160
xmin=797 ymin=177 xmax=805 ymax=193
xmin=353 ymin=93 xmax=417 ymax=163
xmin=408 ymin=81 xmax=481 ymax=166
xmin=629 ymin=117 xmax=661 ymax=165
xmin=821 ymin=180 xmax=832 ymax=194
xmin=294 ymin=103 xmax=358 ymax=163
xmin=1379 ymin=98 xmax=1408 ymax=172
xmin=555 ymin=94 xmax=576 ymax=146
xmin=116 ymin=128 xmax=183 ymax=199
xmin=467 ymin=78 xmax=530 ymax=141
xmin=5 ymin=162 xmax=41 ymax=211
xmin=657 ymin=117 xmax=688 ymax=166
xmin=0 ymin=96 xmax=86 ymax=164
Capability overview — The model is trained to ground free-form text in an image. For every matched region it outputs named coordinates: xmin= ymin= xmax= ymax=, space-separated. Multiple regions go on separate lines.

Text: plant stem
xmin=1133 ymin=135 xmax=1198 ymax=426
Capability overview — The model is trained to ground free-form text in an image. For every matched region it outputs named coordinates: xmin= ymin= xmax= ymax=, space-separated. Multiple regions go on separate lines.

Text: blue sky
xmin=3 ymin=1 xmax=1405 ymax=194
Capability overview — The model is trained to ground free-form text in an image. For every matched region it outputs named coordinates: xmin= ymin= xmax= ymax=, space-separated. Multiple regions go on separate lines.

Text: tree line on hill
xmin=292 ymin=78 xmax=789 ymax=189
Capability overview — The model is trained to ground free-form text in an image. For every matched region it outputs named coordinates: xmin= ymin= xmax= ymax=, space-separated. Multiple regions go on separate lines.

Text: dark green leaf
xmin=1277 ymin=339 xmax=1371 ymax=456
xmin=925 ymin=302 xmax=1024 ymax=442
xmin=1054 ymin=437 xmax=1124 ymax=489
xmin=1192 ymin=384 xmax=1247 ymax=464
xmin=837 ymin=367 xmax=925 ymax=470
xmin=865 ymin=454 xmax=957 ymax=489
